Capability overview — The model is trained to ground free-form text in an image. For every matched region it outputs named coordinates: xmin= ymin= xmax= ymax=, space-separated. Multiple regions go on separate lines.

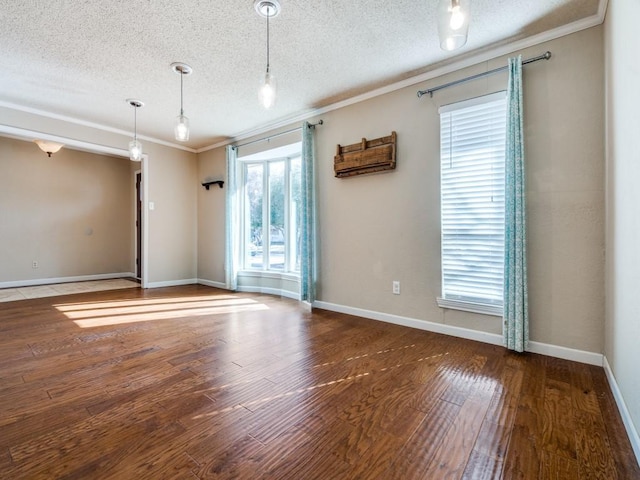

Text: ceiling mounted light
xmin=171 ymin=62 xmax=193 ymax=142
xmin=127 ymin=99 xmax=144 ymax=162
xmin=438 ymin=0 xmax=470 ymax=51
xmin=255 ymin=0 xmax=280 ymax=109
xmin=34 ymin=139 xmax=64 ymax=157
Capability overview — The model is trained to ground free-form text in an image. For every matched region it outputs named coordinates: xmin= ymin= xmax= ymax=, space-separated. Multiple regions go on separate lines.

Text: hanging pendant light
xmin=127 ymin=99 xmax=144 ymax=161
xmin=255 ymin=0 xmax=280 ymax=109
xmin=438 ymin=0 xmax=470 ymax=51
xmin=171 ymin=62 xmax=193 ymax=142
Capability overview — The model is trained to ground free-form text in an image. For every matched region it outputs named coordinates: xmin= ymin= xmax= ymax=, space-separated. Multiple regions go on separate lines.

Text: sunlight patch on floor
xmin=0 ymin=279 xmax=139 ymax=303
xmin=53 ymin=295 xmax=270 ymax=328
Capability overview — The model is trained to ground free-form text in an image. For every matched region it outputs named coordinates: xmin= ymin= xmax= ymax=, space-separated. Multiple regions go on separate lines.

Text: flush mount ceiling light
xmin=171 ymin=62 xmax=193 ymax=142
xmin=438 ymin=0 xmax=470 ymax=51
xmin=254 ymin=0 xmax=280 ymax=109
xmin=34 ymin=139 xmax=64 ymax=157
xmin=126 ymin=99 xmax=144 ymax=161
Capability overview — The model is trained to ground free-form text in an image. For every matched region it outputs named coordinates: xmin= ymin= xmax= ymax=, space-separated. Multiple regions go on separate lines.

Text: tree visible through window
xmin=438 ymin=92 xmax=507 ymax=315
xmin=240 ymin=143 xmax=301 ymax=273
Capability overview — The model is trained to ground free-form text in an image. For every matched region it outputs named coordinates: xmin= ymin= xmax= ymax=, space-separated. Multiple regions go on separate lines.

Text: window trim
xmin=436 ymin=297 xmax=503 ymax=317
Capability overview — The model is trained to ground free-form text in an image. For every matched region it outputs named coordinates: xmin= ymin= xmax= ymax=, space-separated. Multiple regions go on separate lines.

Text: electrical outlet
xmin=32 ymin=260 xmax=39 ymax=269
xmin=392 ymin=280 xmax=400 ymax=295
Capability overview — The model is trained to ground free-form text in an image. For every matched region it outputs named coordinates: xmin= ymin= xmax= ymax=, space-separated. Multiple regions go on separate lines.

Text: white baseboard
xmin=146 ymin=278 xmax=198 ymax=288
xmin=312 ymin=301 xmax=602 ymax=366
xmin=197 ymin=279 xmax=227 ymax=289
xmin=603 ymin=356 xmax=640 ymax=465
xmin=528 ymin=341 xmax=603 ymax=367
xmin=237 ymin=285 xmax=300 ymax=301
xmin=313 ymin=301 xmax=504 ymax=346
xmin=0 ymin=272 xmax=136 ymax=289
xmin=196 ymin=279 xmax=299 ymax=301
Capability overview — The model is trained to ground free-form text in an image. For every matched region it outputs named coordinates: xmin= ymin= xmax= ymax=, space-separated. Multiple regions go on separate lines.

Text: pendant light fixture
xmin=127 ymin=99 xmax=144 ymax=161
xmin=254 ymin=0 xmax=280 ymax=109
xmin=171 ymin=62 xmax=193 ymax=142
xmin=438 ymin=0 xmax=470 ymax=51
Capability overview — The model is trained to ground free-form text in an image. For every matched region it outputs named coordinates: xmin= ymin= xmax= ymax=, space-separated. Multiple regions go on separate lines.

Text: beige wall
xmin=198 ymin=26 xmax=605 ymax=354
xmin=0 ymin=137 xmax=133 ymax=282
xmin=0 ymin=109 xmax=199 ymax=287
xmin=605 ymin=0 xmax=640 ymax=445
xmin=197 ymin=146 xmax=227 ymax=283
xmin=145 ymin=144 xmax=198 ymax=285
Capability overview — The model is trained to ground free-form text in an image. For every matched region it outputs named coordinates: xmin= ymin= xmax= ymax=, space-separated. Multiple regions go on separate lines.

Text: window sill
xmin=437 ymin=297 xmax=503 ymax=317
xmin=238 ymin=270 xmax=300 ymax=282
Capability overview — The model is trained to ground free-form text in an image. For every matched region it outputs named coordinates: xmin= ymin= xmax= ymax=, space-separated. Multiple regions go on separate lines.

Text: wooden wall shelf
xmin=202 ymin=180 xmax=224 ymax=190
xmin=334 ymin=131 xmax=396 ymax=178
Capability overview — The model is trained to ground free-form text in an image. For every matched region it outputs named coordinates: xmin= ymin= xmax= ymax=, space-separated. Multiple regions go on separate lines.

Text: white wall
xmin=604 ymin=0 xmax=640 ymax=452
xmin=198 ymin=26 xmax=605 ymax=356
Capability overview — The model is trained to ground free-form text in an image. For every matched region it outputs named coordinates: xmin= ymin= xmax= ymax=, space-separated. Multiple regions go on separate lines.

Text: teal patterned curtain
xmin=503 ymin=55 xmax=529 ymax=352
xmin=224 ymin=145 xmax=239 ymax=291
xmin=300 ymin=122 xmax=317 ymax=303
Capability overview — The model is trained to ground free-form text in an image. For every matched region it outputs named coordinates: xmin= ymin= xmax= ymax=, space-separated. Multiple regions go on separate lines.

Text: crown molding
xmin=2 ymin=0 xmax=608 ymax=156
xmin=598 ymin=0 xmax=609 ymax=21
xmin=197 ymin=108 xmax=318 ymax=153
xmin=0 ymin=100 xmax=197 ymax=153
xmin=0 ymin=124 xmax=133 ymax=158
xmin=199 ymin=2 xmax=608 ymax=152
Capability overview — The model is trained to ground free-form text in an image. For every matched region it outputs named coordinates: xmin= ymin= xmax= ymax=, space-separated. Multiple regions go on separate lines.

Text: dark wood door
xmin=136 ymin=172 xmax=142 ymax=279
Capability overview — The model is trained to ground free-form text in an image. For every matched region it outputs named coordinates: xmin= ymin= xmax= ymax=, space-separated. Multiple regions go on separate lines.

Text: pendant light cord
xmin=180 ymin=71 xmax=184 ymax=116
xmin=134 ymin=105 xmax=137 ymax=141
xmin=266 ymin=6 xmax=270 ymax=73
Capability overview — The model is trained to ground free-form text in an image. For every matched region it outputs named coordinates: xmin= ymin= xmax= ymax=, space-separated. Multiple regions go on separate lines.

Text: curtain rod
xmin=235 ymin=120 xmax=323 ymax=149
xmin=417 ymin=51 xmax=552 ymax=98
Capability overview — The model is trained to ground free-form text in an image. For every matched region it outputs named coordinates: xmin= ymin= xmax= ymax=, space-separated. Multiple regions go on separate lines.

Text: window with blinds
xmin=437 ymin=92 xmax=507 ymax=316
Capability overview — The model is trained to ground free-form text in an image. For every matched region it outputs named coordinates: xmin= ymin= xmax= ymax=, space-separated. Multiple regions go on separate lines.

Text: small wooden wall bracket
xmin=334 ymin=131 xmax=396 ymax=178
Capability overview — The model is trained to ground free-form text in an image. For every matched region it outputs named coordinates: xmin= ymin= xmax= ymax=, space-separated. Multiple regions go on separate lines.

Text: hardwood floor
xmin=0 ymin=285 xmax=637 ymax=479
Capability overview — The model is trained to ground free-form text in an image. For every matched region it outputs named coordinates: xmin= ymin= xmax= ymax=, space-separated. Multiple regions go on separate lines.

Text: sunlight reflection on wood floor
xmin=0 ymin=279 xmax=140 ymax=303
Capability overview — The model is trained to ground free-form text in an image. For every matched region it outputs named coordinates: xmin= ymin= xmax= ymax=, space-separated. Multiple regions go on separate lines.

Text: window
xmin=438 ymin=92 xmax=507 ymax=316
xmin=239 ymin=143 xmax=301 ymax=274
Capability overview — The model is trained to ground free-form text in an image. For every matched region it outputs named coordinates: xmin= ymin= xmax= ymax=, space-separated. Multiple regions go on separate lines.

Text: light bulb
xmin=129 ymin=139 xmax=143 ymax=161
xmin=174 ymin=114 xmax=190 ymax=142
xmin=259 ymin=71 xmax=277 ymax=109
xmin=449 ymin=5 xmax=465 ymax=30
xmin=445 ymin=36 xmax=457 ymax=51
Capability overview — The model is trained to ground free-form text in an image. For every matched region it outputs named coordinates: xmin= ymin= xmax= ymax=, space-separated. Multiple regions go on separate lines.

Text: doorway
xmin=135 ymin=171 xmax=142 ymax=280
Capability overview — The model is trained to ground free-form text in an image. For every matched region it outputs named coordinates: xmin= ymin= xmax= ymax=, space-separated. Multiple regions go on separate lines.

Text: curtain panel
xmin=503 ymin=55 xmax=529 ymax=352
xmin=224 ymin=145 xmax=239 ymax=291
xmin=300 ymin=122 xmax=317 ymax=303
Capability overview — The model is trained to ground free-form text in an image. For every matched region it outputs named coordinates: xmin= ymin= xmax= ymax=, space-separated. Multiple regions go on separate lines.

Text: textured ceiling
xmin=0 ymin=0 xmax=602 ymax=149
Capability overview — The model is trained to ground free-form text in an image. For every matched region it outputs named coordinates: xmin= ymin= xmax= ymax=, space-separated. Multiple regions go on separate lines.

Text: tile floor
xmin=0 ymin=278 xmax=140 ymax=303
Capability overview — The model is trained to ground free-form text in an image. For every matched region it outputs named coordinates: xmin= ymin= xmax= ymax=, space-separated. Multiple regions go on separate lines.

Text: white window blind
xmin=438 ymin=92 xmax=507 ymax=316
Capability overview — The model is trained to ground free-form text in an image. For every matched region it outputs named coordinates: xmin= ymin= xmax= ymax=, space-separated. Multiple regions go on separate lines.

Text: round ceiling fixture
xmin=254 ymin=0 xmax=281 ymax=18
xmin=126 ymin=99 xmax=144 ymax=108
xmin=170 ymin=62 xmax=193 ymax=76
